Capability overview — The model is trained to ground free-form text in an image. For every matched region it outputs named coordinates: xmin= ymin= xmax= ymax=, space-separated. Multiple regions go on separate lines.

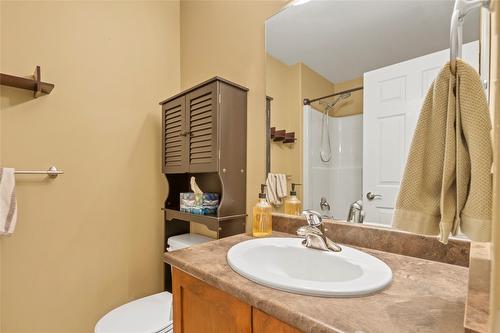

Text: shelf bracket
xmin=33 ymin=65 xmax=42 ymax=98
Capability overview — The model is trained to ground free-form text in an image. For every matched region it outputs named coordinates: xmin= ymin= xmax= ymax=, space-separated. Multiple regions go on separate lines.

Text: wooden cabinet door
xmin=163 ymin=96 xmax=188 ymax=173
xmin=172 ymin=268 xmax=251 ymax=333
xmin=186 ymin=83 xmax=219 ymax=173
xmin=252 ymin=308 xmax=303 ymax=333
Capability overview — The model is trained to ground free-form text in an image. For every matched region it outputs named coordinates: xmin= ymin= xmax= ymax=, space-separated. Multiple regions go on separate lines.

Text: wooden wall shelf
xmin=270 ymin=127 xmax=297 ymax=144
xmin=0 ymin=66 xmax=54 ymax=98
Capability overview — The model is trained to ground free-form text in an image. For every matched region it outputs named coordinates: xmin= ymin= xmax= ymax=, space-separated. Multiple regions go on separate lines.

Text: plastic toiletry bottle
xmin=284 ymin=183 xmax=302 ymax=216
xmin=252 ymin=184 xmax=272 ymax=237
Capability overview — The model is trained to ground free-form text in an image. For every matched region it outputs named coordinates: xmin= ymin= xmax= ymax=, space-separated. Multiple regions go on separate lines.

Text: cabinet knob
xmin=240 ymin=169 xmax=244 ymax=173
xmin=222 ymin=168 xmax=227 ymax=173
xmin=179 ymin=131 xmax=191 ymax=137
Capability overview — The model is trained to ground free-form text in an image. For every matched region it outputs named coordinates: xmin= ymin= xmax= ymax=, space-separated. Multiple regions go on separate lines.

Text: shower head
xmin=319 ymin=92 xmax=350 ymax=106
xmin=324 ymin=92 xmax=350 ymax=111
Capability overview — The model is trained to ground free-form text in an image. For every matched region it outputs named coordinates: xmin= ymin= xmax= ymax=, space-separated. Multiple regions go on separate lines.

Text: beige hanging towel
xmin=392 ymin=59 xmax=492 ymax=244
xmin=0 ymin=168 xmax=18 ymax=235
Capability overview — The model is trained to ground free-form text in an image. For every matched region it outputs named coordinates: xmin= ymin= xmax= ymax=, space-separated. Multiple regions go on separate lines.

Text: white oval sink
xmin=227 ymin=237 xmax=392 ymax=297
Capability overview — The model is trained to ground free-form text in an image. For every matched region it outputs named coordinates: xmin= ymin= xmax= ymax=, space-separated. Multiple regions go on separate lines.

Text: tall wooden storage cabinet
xmin=160 ymin=77 xmax=248 ymax=291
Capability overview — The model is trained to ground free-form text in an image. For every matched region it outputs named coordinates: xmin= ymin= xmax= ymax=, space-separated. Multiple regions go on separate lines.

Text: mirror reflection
xmin=265 ymin=0 xmax=484 ymax=227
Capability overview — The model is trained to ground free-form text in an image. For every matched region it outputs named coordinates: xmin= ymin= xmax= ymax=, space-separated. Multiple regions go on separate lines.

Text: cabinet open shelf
xmin=163 ymin=208 xmax=246 ymax=232
xmin=0 ymin=66 xmax=54 ymax=98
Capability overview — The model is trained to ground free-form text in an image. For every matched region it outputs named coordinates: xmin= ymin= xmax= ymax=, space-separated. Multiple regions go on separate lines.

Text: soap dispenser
xmin=284 ymin=183 xmax=302 ymax=216
xmin=252 ymin=184 xmax=272 ymax=237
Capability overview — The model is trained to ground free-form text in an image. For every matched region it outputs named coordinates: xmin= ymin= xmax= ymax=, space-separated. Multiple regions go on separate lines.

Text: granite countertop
xmin=164 ymin=232 xmax=468 ymax=333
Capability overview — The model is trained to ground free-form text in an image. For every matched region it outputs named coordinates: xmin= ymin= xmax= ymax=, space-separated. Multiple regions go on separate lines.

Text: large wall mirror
xmin=265 ymin=0 xmax=488 ymax=228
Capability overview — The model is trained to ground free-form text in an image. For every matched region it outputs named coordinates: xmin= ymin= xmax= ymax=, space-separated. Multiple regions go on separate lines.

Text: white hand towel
xmin=276 ymin=174 xmax=287 ymax=199
xmin=265 ymin=174 xmax=278 ymax=206
xmin=0 ymin=168 xmax=17 ymax=235
xmin=266 ymin=173 xmax=288 ymax=207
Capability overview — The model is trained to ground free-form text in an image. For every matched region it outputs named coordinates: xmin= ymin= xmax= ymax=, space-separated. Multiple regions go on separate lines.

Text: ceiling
xmin=266 ymin=0 xmax=480 ymax=84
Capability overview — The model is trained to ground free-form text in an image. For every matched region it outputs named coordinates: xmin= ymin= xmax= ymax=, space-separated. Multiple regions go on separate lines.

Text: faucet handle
xmin=296 ymin=225 xmax=322 ymax=238
xmin=301 ymin=210 xmax=323 ymax=227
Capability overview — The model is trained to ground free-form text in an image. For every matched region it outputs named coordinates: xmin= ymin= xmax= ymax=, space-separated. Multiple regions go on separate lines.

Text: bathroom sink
xmin=227 ymin=237 xmax=392 ymax=297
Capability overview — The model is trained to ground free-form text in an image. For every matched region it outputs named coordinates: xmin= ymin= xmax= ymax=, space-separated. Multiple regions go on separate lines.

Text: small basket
xmin=180 ymin=192 xmax=219 ymax=215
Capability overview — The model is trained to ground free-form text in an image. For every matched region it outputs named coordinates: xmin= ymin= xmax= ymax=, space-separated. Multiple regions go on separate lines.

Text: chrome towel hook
xmin=450 ymin=0 xmax=490 ymax=74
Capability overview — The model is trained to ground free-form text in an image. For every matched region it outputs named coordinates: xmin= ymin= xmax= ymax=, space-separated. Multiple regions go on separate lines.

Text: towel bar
xmin=14 ymin=166 xmax=64 ymax=178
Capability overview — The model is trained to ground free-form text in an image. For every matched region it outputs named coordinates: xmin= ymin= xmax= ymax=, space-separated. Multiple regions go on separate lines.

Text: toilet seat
xmin=95 ymin=292 xmax=172 ymax=333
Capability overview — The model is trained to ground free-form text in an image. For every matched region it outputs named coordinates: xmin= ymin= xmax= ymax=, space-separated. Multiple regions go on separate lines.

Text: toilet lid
xmin=95 ymin=292 xmax=172 ymax=333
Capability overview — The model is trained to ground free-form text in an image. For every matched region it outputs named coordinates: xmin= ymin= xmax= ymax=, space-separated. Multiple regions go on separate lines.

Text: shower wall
xmin=303 ymin=105 xmax=362 ymax=219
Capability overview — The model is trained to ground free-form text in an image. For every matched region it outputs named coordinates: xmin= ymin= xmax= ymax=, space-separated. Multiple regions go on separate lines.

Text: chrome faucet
xmin=296 ymin=210 xmax=342 ymax=252
xmin=347 ymin=200 xmax=364 ymax=224
xmin=319 ymin=197 xmax=332 ymax=218
xmin=319 ymin=196 xmax=330 ymax=211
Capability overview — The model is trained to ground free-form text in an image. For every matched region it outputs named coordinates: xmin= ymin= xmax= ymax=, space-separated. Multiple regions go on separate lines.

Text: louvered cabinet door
xmin=162 ymin=96 xmax=188 ymax=173
xmin=186 ymin=83 xmax=219 ymax=173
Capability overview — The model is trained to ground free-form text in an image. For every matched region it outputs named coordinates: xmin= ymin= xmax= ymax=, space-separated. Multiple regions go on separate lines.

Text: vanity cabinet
xmin=252 ymin=309 xmax=302 ymax=333
xmin=172 ymin=268 xmax=302 ymax=333
xmin=172 ymin=267 xmax=251 ymax=333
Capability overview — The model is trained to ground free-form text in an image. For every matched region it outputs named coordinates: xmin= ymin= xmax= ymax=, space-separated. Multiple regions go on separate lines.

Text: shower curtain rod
xmin=303 ymin=86 xmax=363 ymax=105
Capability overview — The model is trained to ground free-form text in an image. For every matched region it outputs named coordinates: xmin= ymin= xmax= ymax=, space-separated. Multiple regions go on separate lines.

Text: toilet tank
xmin=167 ymin=233 xmax=212 ymax=252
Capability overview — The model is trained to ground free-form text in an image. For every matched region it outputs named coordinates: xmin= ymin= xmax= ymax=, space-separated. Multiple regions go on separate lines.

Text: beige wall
xmin=0 ymin=2 xmax=180 ymax=332
xmin=180 ymin=0 xmax=285 ymax=232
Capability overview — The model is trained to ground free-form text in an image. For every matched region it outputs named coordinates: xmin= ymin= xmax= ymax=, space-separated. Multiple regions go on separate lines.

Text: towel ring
xmin=450 ymin=0 xmax=490 ymax=74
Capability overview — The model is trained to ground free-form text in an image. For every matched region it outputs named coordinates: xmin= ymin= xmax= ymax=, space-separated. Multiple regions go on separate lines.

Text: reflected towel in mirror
xmin=266 ymin=173 xmax=287 ymax=207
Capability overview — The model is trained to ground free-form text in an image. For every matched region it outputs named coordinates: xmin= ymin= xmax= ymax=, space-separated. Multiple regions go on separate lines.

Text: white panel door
xmin=363 ymin=41 xmax=479 ymax=226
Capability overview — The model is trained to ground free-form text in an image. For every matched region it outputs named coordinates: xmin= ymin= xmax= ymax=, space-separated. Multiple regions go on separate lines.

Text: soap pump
xmin=252 ymin=184 xmax=272 ymax=237
xmin=284 ymin=183 xmax=302 ymax=216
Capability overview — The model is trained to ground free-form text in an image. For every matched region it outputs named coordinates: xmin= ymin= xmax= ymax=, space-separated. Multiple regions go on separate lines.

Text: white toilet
xmin=95 ymin=233 xmax=212 ymax=333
